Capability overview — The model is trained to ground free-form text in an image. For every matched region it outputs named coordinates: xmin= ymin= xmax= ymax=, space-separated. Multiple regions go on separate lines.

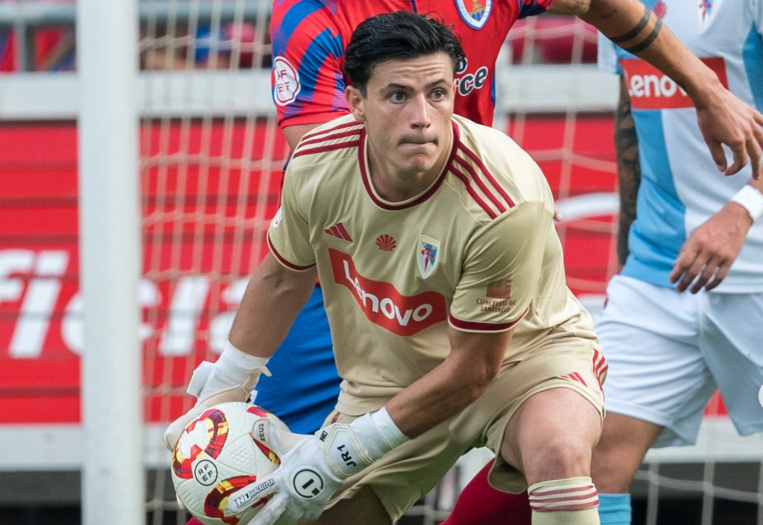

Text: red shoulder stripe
xmin=301 ymin=121 xmax=362 ymax=142
xmin=449 ymin=164 xmax=499 ymax=219
xmin=299 ymin=128 xmax=362 ymax=149
xmin=292 ymin=139 xmax=360 ymax=159
xmin=457 ymin=143 xmax=515 ymax=208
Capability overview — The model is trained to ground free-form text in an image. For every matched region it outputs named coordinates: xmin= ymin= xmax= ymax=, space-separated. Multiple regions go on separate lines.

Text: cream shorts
xmin=324 ymin=334 xmax=606 ymax=522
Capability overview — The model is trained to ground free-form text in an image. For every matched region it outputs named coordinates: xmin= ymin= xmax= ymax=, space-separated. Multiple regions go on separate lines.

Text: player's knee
xmin=523 ymin=433 xmax=593 ymax=484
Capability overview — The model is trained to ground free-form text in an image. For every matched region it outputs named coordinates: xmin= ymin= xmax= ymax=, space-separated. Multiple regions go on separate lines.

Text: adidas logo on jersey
xmin=324 ymin=223 xmax=353 ymax=242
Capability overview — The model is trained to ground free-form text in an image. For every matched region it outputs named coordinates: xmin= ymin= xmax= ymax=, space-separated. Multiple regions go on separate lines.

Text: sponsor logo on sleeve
xmin=476 ymin=278 xmax=516 ymax=312
xmin=486 ymin=278 xmax=512 ymax=300
xmin=329 ymin=249 xmax=446 ymax=336
xmin=272 ymin=56 xmax=301 ymax=106
xmin=620 ymin=57 xmax=728 ymax=110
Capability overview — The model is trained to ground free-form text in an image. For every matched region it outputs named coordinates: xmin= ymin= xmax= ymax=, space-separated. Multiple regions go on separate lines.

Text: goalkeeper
xmin=172 ymin=11 xmax=608 ymax=524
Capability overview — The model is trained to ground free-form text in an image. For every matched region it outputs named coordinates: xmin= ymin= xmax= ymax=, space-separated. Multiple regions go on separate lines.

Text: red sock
xmin=442 ymin=459 xmax=531 ymax=525
xmin=186 ymin=518 xmax=203 ymax=525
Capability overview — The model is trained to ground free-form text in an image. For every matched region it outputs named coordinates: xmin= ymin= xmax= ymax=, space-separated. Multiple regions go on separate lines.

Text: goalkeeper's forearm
xmin=228 ymin=251 xmax=317 ymax=359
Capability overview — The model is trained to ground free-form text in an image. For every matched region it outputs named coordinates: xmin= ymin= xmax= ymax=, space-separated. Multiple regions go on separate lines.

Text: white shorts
xmin=595 ymin=275 xmax=763 ymax=448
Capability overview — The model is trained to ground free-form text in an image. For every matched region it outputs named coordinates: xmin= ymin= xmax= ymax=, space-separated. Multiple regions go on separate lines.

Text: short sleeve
xmin=270 ymin=1 xmax=350 ymax=128
xmin=449 ymin=201 xmax=552 ymax=332
xmin=597 ymin=32 xmax=622 ymax=75
xmin=267 ymin=168 xmax=316 ymax=271
xmin=750 ymin=0 xmax=763 ymax=34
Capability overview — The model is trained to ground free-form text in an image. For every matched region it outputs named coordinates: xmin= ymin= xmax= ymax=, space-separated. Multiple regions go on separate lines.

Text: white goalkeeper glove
xmin=163 ymin=341 xmax=271 ymax=451
xmin=226 ymin=407 xmax=408 ymax=525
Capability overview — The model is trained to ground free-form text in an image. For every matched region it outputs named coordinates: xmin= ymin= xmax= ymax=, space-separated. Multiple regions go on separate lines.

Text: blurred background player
xmin=590 ymin=1 xmax=763 ymax=524
xmin=0 ymin=23 xmax=74 ymax=72
xmin=177 ymin=1 xmax=763 ymax=524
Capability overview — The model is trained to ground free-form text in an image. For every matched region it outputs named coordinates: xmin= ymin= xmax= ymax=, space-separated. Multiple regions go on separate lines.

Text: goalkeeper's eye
xmin=389 ymin=91 xmax=406 ymax=103
xmin=430 ymin=88 xmax=447 ymax=101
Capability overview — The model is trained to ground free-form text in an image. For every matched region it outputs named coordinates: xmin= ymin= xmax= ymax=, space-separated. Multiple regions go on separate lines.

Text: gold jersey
xmin=268 ymin=114 xmax=595 ymax=413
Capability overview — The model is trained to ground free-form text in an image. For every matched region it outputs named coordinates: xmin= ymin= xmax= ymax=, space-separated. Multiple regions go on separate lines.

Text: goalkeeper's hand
xmin=226 ymin=408 xmax=409 ymax=525
xmin=163 ymin=342 xmax=271 ymax=451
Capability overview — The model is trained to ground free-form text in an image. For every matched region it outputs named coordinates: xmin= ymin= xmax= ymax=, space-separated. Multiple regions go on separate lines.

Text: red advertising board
xmin=6 ymin=117 xmax=712 ymax=425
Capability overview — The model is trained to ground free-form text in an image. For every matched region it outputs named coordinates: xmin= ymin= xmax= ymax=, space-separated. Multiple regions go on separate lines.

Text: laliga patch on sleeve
xmin=273 ymin=56 xmax=301 ymax=106
xmin=271 ymin=208 xmax=283 ymax=229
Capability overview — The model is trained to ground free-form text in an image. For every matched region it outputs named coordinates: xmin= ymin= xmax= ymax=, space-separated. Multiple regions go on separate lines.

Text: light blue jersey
xmin=598 ymin=0 xmax=763 ymax=292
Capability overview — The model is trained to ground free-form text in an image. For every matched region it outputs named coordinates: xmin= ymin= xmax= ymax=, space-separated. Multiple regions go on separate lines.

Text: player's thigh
xmin=700 ymin=291 xmax=763 ymax=436
xmin=474 ymin=336 xmax=606 ymax=493
xmin=502 ymin=386 xmax=603 ymax=486
xmin=595 ymin=275 xmax=716 ymax=446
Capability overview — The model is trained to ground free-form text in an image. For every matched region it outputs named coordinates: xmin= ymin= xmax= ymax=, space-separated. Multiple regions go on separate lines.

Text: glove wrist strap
xmin=188 ymin=341 xmax=271 ymax=400
xmin=217 ymin=340 xmax=271 ymax=383
xmin=367 ymin=407 xmax=408 ymax=450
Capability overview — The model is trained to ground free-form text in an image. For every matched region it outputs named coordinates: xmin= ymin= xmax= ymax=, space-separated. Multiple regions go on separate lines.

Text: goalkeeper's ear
xmin=346 ymin=85 xmax=367 ymax=123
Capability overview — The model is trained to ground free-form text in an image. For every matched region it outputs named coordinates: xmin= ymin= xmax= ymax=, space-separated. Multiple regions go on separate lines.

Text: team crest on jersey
xmin=417 ymin=235 xmax=440 ymax=279
xmin=455 ymin=0 xmax=492 ymax=30
xmin=697 ymin=0 xmax=713 ymax=29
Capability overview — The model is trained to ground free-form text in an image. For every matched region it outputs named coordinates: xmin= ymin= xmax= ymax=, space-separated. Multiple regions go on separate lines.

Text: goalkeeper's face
xmin=346 ymin=52 xmax=456 ymax=185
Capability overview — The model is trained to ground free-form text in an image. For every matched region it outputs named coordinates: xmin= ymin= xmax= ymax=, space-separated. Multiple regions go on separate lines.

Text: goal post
xmin=77 ymin=0 xmax=143 ymax=524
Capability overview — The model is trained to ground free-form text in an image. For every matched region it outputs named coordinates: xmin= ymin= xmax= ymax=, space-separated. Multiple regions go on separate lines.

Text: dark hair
xmin=344 ymin=11 xmax=465 ymax=96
